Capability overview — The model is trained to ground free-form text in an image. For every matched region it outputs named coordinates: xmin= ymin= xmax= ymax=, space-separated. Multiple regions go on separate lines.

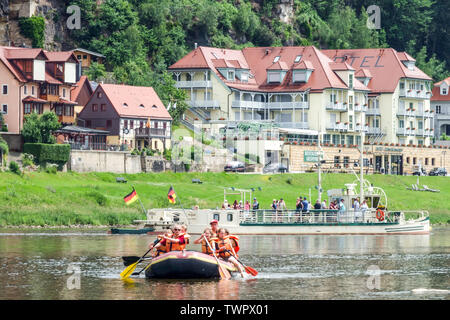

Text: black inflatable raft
xmin=144 ymin=251 xmax=237 ymax=279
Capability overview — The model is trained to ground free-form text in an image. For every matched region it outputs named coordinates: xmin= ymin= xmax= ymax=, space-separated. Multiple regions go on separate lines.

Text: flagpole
xmin=132 ymin=185 xmax=147 ymax=216
xmin=171 ymin=185 xmax=189 ymax=224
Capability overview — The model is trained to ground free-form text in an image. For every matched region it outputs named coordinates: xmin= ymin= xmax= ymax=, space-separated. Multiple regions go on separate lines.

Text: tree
xmin=86 ymin=62 xmax=106 ymax=82
xmin=22 ymin=112 xmax=61 ymax=144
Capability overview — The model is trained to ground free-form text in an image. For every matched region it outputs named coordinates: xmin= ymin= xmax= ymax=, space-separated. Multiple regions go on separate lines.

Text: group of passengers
xmin=148 ymin=219 xmax=245 ymax=276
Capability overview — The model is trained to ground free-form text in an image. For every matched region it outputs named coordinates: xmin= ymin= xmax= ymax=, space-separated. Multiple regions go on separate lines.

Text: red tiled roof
xmin=45 ymin=72 xmax=63 ymax=84
xmin=267 ymin=61 xmax=289 ymax=70
xmin=71 ymin=75 xmax=92 ymax=102
xmin=397 ymin=52 xmax=416 ymax=62
xmin=99 ymin=84 xmax=172 ymax=120
xmin=44 ymin=51 xmax=79 ymax=63
xmin=293 ymin=60 xmax=314 ymax=70
xmin=355 ymin=68 xmax=372 ymax=78
xmin=431 ymin=77 xmax=450 ymax=101
xmin=4 ymin=47 xmax=45 ymax=60
xmin=22 ymin=96 xmax=48 ymax=103
xmin=59 ymin=98 xmax=78 ymax=105
xmin=329 ymin=61 xmax=355 ymax=71
xmin=322 ymin=48 xmax=431 ymax=93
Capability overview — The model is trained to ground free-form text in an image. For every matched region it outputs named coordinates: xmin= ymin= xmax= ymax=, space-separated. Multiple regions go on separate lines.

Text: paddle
xmin=204 ymin=235 xmax=230 ymax=280
xmin=226 ymin=249 xmax=258 ymax=277
xmin=122 ymin=256 xmax=152 ymax=267
xmin=119 ymin=239 xmax=161 ymax=279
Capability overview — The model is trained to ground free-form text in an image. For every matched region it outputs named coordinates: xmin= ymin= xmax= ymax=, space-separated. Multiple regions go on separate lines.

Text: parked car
xmin=224 ymin=161 xmax=245 ymax=172
xmin=263 ymin=163 xmax=288 ymax=173
xmin=412 ymin=166 xmax=427 ymax=176
xmin=428 ymin=167 xmax=447 ymax=176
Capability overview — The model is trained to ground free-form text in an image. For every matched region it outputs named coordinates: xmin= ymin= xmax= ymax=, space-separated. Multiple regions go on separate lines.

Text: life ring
xmin=376 ymin=209 xmax=385 ymax=221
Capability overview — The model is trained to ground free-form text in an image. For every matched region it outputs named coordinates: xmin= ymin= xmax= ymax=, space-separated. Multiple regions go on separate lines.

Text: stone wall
xmin=0 ymin=132 xmax=23 ymax=152
xmin=68 ymin=150 xmax=142 ymax=173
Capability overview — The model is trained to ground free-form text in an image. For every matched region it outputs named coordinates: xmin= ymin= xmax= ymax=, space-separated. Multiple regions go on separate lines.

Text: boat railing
xmin=401 ymin=210 xmax=429 ymax=221
xmin=238 ymin=209 xmax=403 ymax=224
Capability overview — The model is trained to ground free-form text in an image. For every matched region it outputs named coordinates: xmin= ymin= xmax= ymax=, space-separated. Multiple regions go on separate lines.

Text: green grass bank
xmin=0 ymin=171 xmax=448 ymax=226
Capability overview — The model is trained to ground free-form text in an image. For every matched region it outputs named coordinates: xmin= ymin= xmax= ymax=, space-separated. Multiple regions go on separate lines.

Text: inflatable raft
xmin=144 ymin=251 xmax=237 ymax=279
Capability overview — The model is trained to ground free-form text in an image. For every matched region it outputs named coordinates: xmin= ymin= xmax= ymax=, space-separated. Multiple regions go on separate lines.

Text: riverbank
xmin=0 ymin=171 xmax=448 ymax=226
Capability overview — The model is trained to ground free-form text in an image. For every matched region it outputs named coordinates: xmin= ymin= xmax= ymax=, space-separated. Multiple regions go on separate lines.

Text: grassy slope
xmin=0 ymin=171 xmax=448 ymax=226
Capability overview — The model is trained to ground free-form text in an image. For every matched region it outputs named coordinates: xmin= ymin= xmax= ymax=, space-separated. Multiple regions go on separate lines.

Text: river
xmin=0 ymin=227 xmax=448 ymax=300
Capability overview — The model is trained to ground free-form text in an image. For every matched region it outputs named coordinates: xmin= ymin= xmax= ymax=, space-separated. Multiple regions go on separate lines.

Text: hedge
xmin=23 ymin=143 xmax=70 ymax=165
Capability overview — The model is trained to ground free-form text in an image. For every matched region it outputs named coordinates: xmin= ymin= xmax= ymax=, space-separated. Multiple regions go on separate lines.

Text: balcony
xmin=232 ymin=100 xmax=266 ymax=109
xmin=278 ymin=122 xmax=309 ymax=130
xmin=174 ymin=80 xmax=212 ymax=88
xmin=365 ymin=108 xmax=380 ymax=116
xmin=366 ymin=127 xmax=381 ymax=135
xmin=267 ymin=101 xmax=309 ymax=109
xmin=354 ymin=104 xmax=368 ymax=112
xmin=187 ymin=100 xmax=220 ymax=108
xmin=134 ymin=127 xmax=169 ymax=138
xmin=58 ymin=115 xmax=75 ymax=124
xmin=397 ymin=108 xmax=414 ymax=117
xmin=326 ymin=123 xmax=349 ymax=131
xmin=399 ymin=89 xmax=431 ymax=99
xmin=396 ymin=128 xmax=412 ymax=136
xmin=326 ymin=102 xmax=347 ymax=111
xmin=355 ymin=125 xmax=369 ymax=132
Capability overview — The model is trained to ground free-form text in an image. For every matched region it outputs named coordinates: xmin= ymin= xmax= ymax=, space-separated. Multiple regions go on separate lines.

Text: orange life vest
xmin=215 ymin=236 xmax=235 ymax=259
xmin=201 ymin=238 xmax=214 ymax=255
xmin=166 ymin=233 xmax=187 ymax=252
xmin=227 ymin=235 xmax=240 ymax=254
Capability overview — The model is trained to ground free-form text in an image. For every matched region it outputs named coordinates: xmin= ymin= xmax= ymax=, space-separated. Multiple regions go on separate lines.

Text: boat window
xmin=372 ymin=197 xmax=380 ymax=208
xmin=213 ymin=213 xmax=220 ymax=221
xmin=227 ymin=214 xmax=233 ymax=222
xmin=364 ymin=197 xmax=372 ymax=208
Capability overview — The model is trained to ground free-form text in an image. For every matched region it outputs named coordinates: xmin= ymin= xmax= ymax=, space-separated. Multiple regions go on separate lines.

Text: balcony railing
xmin=399 ymin=89 xmax=431 ymax=99
xmin=365 ymin=108 xmax=380 ymax=116
xmin=134 ymin=127 xmax=169 ymax=138
xmin=267 ymin=101 xmax=309 ymax=109
xmin=354 ymin=104 xmax=368 ymax=112
xmin=187 ymin=100 xmax=220 ymax=108
xmin=278 ymin=122 xmax=309 ymax=129
xmin=366 ymin=127 xmax=381 ymax=135
xmin=231 ymin=100 xmax=266 ymax=109
xmin=326 ymin=102 xmax=347 ymax=111
xmin=326 ymin=123 xmax=349 ymax=131
xmin=355 ymin=125 xmax=369 ymax=132
xmin=174 ymin=80 xmax=212 ymax=88
xmin=67 ymin=142 xmax=125 ymax=151
xmin=396 ymin=128 xmax=412 ymax=136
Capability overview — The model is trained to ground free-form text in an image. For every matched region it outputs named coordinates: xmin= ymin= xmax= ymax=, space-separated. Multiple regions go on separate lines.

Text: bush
xmin=44 ymin=164 xmax=58 ymax=174
xmin=23 ymin=143 xmax=70 ymax=167
xmin=86 ymin=191 xmax=108 ymax=206
xmin=18 ymin=16 xmax=45 ymax=48
xmin=9 ymin=161 xmax=20 ymax=175
xmin=21 ymin=153 xmax=34 ymax=168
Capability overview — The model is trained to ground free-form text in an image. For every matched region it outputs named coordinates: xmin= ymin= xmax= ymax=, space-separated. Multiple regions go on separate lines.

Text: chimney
xmin=194 ymin=43 xmax=198 ymax=49
xmin=265 ymin=49 xmax=270 ymax=55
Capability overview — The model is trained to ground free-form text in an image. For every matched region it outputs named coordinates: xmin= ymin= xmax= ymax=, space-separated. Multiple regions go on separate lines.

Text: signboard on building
xmin=304 ymin=150 xmax=321 ymax=162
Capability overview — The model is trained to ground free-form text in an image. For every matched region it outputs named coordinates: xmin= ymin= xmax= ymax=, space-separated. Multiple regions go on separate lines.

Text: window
xmin=106 ymin=120 xmax=112 ymax=128
xmin=425 ymin=158 xmax=428 ymax=165
xmin=227 ymin=70 xmax=235 ymax=81
xmin=130 ymin=120 xmax=134 ymax=129
xmin=334 ymin=156 xmax=340 ymax=167
xmin=83 ymin=55 xmax=87 ymax=59
xmin=268 ymin=72 xmax=281 ymax=83
xmin=101 ymin=104 xmax=106 ymax=111
xmin=443 ymin=88 xmax=448 ymax=95
xmin=32 ymin=86 xmax=34 ymax=95
xmin=400 ymin=82 xmax=405 ymax=89
xmin=92 ymin=104 xmax=98 ymax=112
xmin=124 ymin=120 xmax=128 ymax=129
xmin=418 ymin=140 xmax=423 ymax=145
xmin=77 ymin=55 xmax=82 ymax=59
xmin=432 ymin=158 xmax=435 ymax=166
xmin=2 ymin=104 xmax=7 ymax=114
xmin=55 ymin=105 xmax=63 ymax=116
xmin=294 ymin=55 xmax=302 ymax=63
xmin=24 ymin=103 xmax=31 ymax=114
xmin=406 ymin=157 xmax=410 ymax=164
xmin=343 ymin=156 xmax=349 ymax=168
xmin=399 ymin=120 xmax=404 ymax=128
xmin=97 ymin=92 xmax=102 ymax=98
xmin=273 ymin=56 xmax=280 ymax=63
xmin=436 ymin=105 xmax=441 ymax=114
xmin=2 ymin=85 xmax=7 ymax=95
xmin=418 ymin=121 xmax=423 ymax=130
xmin=139 ymin=104 xmax=145 ymax=108
xmin=349 ymin=74 xmax=353 ymax=89
xmin=62 ymin=88 xmax=66 ymax=97
xmin=24 ymin=86 xmax=27 ymax=95
xmin=227 ymin=214 xmax=233 ymax=222
xmin=64 ymin=105 xmax=72 ymax=116
xmin=413 ymin=157 xmax=416 ymax=165
xmin=86 ymin=120 xmax=91 ymax=128
xmin=123 ymin=103 xmax=128 ymax=108
xmin=140 ymin=121 xmax=144 ymax=128
xmin=154 ymin=141 xmax=158 ymax=149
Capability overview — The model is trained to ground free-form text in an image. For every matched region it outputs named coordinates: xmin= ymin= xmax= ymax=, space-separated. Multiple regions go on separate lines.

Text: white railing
xmin=267 ymin=101 xmax=309 ymax=109
xmin=175 ymin=80 xmax=212 ymax=88
xmin=278 ymin=122 xmax=309 ymax=129
xmin=326 ymin=123 xmax=349 ymax=131
xmin=188 ymin=100 xmax=220 ymax=108
xmin=397 ymin=128 xmax=412 ymax=136
xmin=366 ymin=108 xmax=381 ymax=116
xmin=400 ymin=89 xmax=431 ymax=99
xmin=354 ymin=104 xmax=368 ymax=112
xmin=231 ymin=100 xmax=266 ymax=109
xmin=367 ymin=127 xmax=381 ymax=135
xmin=326 ymin=102 xmax=348 ymax=111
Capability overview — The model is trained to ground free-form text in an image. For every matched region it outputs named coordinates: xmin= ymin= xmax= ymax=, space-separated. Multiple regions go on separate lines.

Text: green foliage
xmin=21 ymin=153 xmax=34 ymax=168
xmin=0 ymin=136 xmax=8 ymax=156
xmin=18 ymin=16 xmax=45 ymax=48
xmin=86 ymin=190 xmax=108 ymax=206
xmin=23 ymin=143 xmax=71 ymax=166
xmin=22 ymin=112 xmax=61 ymax=144
xmin=86 ymin=62 xmax=106 ymax=82
xmin=9 ymin=161 xmax=20 ymax=175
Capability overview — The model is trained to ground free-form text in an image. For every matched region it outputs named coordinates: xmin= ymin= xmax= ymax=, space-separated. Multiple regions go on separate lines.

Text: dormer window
xmin=294 ymin=55 xmax=302 ymax=63
xmin=273 ymin=56 xmax=280 ymax=63
xmin=349 ymin=74 xmax=353 ymax=89
xmin=152 ymin=105 xmax=157 ymax=108
xmin=402 ymin=61 xmax=415 ymax=70
xmin=227 ymin=70 xmax=235 ymax=81
xmin=268 ymin=72 xmax=281 ymax=83
xmin=443 ymin=88 xmax=448 ymax=95
xmin=139 ymin=104 xmax=145 ymax=108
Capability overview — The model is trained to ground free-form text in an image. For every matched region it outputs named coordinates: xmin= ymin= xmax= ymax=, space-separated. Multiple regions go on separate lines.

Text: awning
xmin=56 ymin=125 xmax=109 ymax=135
xmin=22 ymin=96 xmax=48 ymax=103
xmin=58 ymin=98 xmax=77 ymax=105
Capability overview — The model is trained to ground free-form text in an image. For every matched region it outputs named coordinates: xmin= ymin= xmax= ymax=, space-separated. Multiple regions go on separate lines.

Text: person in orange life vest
xmin=180 ymin=224 xmax=191 ymax=245
xmin=214 ymin=228 xmax=245 ymax=277
xmin=194 ymin=228 xmax=214 ymax=255
xmin=155 ymin=224 xmax=187 ymax=252
xmin=209 ymin=219 xmax=219 ymax=237
xmin=149 ymin=228 xmax=172 ymax=257
xmin=224 ymin=229 xmax=240 ymax=256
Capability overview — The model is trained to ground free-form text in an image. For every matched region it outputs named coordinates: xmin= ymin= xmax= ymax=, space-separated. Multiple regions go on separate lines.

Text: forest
xmin=58 ymin=0 xmax=450 ymax=119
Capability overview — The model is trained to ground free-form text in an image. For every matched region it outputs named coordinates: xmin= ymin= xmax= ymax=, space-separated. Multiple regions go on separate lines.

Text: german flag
xmin=167 ymin=186 xmax=176 ymax=204
xmin=124 ymin=188 xmax=139 ymax=205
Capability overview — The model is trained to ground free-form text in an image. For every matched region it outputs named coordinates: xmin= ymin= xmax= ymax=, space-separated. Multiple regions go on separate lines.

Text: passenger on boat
xmin=194 ymin=228 xmax=214 ymax=255
xmin=155 ymin=224 xmax=187 ymax=252
xmin=181 ymin=224 xmax=191 ymax=245
xmin=213 ymin=228 xmax=245 ymax=277
xmin=210 ymin=219 xmax=219 ymax=237
xmin=150 ymin=228 xmax=173 ymax=257
xmin=252 ymin=198 xmax=259 ymax=210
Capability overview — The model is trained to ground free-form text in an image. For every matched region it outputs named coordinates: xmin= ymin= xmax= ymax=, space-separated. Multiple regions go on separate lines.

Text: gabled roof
xmin=4 ymin=48 xmax=46 ymax=60
xmin=293 ymin=60 xmax=314 ymax=70
xmin=267 ymin=61 xmax=289 ymax=70
xmin=355 ymin=68 xmax=372 ymax=78
xmin=322 ymin=48 xmax=431 ymax=93
xmin=95 ymin=84 xmax=172 ymax=120
xmin=44 ymin=51 xmax=79 ymax=63
xmin=431 ymin=77 xmax=450 ymax=102
xmin=72 ymin=48 xmax=106 ymax=58
xmin=397 ymin=52 xmax=416 ymax=62
xmin=71 ymin=75 xmax=93 ymax=103
xmin=329 ymin=61 xmax=355 ymax=71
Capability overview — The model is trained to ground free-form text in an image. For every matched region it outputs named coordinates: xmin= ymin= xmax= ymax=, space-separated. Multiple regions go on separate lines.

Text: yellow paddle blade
xmin=120 ymin=261 xmax=138 ymax=279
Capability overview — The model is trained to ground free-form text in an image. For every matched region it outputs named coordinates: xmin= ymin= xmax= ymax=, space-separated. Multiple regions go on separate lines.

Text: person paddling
xmin=150 ymin=228 xmax=172 ymax=257
xmin=154 ymin=224 xmax=187 ymax=252
xmin=210 ymin=219 xmax=219 ymax=237
xmin=213 ymin=228 xmax=245 ymax=277
xmin=194 ymin=228 xmax=214 ymax=256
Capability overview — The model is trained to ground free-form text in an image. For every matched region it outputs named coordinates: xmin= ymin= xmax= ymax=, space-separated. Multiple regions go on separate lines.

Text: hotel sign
xmin=375 ymin=147 xmax=403 ymax=152
xmin=304 ymin=150 xmax=321 ymax=162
